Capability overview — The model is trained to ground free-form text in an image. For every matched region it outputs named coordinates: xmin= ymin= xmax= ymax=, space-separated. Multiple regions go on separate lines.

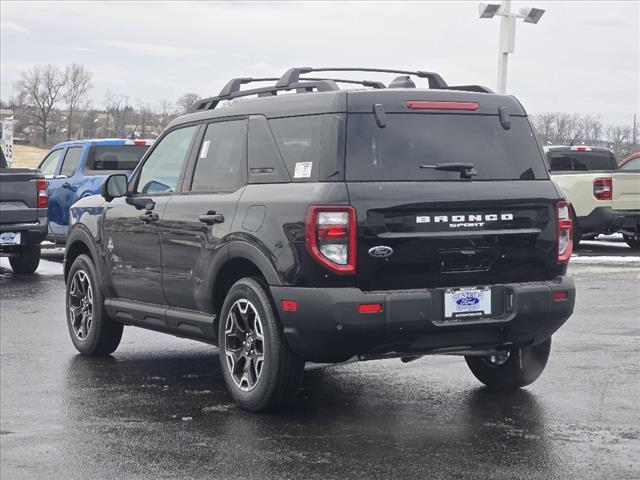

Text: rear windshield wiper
xmin=420 ymin=162 xmax=478 ymax=179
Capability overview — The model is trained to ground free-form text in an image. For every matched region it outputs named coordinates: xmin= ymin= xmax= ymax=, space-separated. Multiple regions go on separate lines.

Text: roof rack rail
xmin=447 ymin=84 xmax=494 ymax=94
xmin=276 ymin=67 xmax=449 ymax=89
xmin=191 ymin=80 xmax=339 ymax=112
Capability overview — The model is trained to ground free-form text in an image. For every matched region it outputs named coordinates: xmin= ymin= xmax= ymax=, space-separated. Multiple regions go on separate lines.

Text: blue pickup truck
xmin=37 ymin=138 xmax=152 ymax=244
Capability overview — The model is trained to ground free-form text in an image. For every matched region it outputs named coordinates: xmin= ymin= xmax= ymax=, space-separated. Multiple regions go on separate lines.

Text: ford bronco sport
xmin=64 ymin=67 xmax=576 ymax=412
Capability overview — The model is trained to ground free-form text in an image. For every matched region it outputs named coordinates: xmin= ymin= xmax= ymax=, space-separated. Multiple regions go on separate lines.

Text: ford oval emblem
xmin=368 ymin=245 xmax=394 ymax=258
xmin=456 ymin=296 xmax=480 ymax=306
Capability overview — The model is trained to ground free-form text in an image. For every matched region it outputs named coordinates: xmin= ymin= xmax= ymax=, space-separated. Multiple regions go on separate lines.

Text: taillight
xmin=36 ymin=178 xmax=48 ymax=208
xmin=556 ymin=201 xmax=573 ymax=263
xmin=305 ymin=206 xmax=357 ymax=274
xmin=593 ymin=177 xmax=612 ymax=201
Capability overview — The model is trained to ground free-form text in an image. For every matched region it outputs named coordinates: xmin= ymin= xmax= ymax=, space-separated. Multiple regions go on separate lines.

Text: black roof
xmin=168 ymin=67 xmax=526 ymax=129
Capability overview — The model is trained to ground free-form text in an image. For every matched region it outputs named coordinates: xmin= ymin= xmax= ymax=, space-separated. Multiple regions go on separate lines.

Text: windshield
xmin=547 ymin=151 xmax=617 ymax=171
xmin=346 ymin=114 xmax=548 ymax=181
xmin=85 ymin=145 xmax=149 ymax=171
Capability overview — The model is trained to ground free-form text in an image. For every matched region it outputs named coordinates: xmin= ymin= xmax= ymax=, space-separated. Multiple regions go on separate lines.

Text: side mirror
xmin=102 ymin=174 xmax=128 ymax=202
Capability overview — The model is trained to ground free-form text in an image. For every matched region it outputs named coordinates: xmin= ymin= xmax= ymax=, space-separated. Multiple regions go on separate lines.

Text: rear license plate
xmin=0 ymin=232 xmax=21 ymax=245
xmin=444 ymin=286 xmax=491 ymax=319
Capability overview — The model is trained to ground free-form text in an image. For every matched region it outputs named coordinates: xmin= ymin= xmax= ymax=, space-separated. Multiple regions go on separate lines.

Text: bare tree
xmin=607 ymin=126 xmax=632 ymax=158
xmin=64 ymin=64 xmax=92 ymax=140
xmin=136 ymin=101 xmax=153 ymax=138
xmin=158 ymin=99 xmax=173 ymax=128
xmin=15 ymin=64 xmax=66 ymax=144
xmin=532 ymin=113 xmax=556 ymax=145
xmin=176 ymin=92 xmax=201 ymax=115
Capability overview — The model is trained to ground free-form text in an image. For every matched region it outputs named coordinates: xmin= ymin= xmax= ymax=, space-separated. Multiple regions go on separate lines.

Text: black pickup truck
xmin=63 ymin=67 xmax=576 ymax=412
xmin=0 ymin=147 xmax=48 ymax=273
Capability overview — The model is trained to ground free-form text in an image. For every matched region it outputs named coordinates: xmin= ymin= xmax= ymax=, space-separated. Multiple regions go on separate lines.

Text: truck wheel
xmin=8 ymin=244 xmax=41 ymax=274
xmin=218 ymin=277 xmax=305 ymax=412
xmin=66 ymin=254 xmax=123 ymax=356
xmin=465 ymin=338 xmax=551 ymax=389
xmin=623 ymin=234 xmax=640 ymax=250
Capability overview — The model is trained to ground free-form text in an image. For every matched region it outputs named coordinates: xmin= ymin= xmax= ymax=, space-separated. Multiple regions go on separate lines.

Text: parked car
xmin=618 ymin=152 xmax=640 ymax=171
xmin=64 ymin=67 xmax=576 ymax=412
xmin=0 ymin=146 xmax=48 ymax=273
xmin=37 ymin=138 xmax=153 ymax=244
xmin=546 ymin=145 xmax=640 ymax=249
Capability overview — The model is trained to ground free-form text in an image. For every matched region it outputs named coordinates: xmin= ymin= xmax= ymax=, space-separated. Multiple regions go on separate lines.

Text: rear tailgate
xmin=348 ymin=181 xmax=561 ymax=291
xmin=0 ymin=169 xmax=39 ymax=224
xmin=344 ymin=90 xmax=564 ymax=291
xmin=612 ymin=172 xmax=640 ymax=211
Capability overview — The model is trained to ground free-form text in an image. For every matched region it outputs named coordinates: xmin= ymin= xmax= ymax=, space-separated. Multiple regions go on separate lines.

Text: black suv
xmin=64 ymin=67 xmax=576 ymax=412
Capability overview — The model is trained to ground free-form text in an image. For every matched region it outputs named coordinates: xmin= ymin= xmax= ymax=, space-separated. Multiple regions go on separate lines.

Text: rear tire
xmin=623 ymin=234 xmax=640 ymax=250
xmin=465 ymin=338 xmax=551 ymax=390
xmin=66 ymin=254 xmax=123 ymax=356
xmin=218 ymin=277 xmax=305 ymax=412
xmin=8 ymin=244 xmax=41 ymax=274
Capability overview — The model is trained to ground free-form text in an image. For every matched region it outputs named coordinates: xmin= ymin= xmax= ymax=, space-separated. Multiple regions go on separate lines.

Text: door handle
xmin=139 ymin=212 xmax=159 ymax=223
xmin=199 ymin=211 xmax=224 ymax=225
xmin=61 ymin=182 xmax=71 ymax=189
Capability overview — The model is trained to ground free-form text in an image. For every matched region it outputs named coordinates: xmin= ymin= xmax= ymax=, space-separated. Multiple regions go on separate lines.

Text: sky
xmin=1 ymin=1 xmax=638 ymax=127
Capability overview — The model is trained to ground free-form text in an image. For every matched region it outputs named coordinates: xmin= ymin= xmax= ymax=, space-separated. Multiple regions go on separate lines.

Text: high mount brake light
xmin=305 ymin=206 xmax=357 ymax=274
xmin=593 ymin=177 xmax=612 ymax=201
xmin=36 ymin=178 xmax=48 ymax=209
xmin=556 ymin=201 xmax=573 ymax=263
xmin=125 ymin=139 xmax=154 ymax=146
xmin=405 ymin=100 xmax=479 ymax=111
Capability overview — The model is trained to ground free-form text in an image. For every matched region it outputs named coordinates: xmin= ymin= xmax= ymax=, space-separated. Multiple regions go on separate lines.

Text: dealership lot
xmin=1 ymin=241 xmax=638 ymax=480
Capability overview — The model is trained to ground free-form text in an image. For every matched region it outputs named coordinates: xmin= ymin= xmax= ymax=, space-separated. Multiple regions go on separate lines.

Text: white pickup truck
xmin=546 ymin=146 xmax=640 ymax=249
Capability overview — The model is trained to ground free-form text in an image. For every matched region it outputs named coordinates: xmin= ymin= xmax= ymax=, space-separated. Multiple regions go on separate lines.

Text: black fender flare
xmin=226 ymin=240 xmax=282 ymax=286
xmin=64 ymin=225 xmax=105 ymax=285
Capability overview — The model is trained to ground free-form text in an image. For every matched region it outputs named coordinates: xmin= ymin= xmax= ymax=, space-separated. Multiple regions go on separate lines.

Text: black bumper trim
xmin=578 ymin=207 xmax=640 ymax=235
xmin=271 ymin=276 xmax=575 ymax=362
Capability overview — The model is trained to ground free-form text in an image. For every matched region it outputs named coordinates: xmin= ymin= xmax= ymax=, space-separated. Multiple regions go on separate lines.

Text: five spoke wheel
xmin=224 ymin=299 xmax=265 ymax=391
xmin=69 ymin=270 xmax=94 ymax=341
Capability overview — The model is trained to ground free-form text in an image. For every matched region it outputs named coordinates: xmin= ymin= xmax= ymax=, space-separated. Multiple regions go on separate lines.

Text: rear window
xmin=85 ymin=145 xmax=149 ymax=171
xmin=346 ymin=114 xmax=548 ymax=181
xmin=547 ymin=151 xmax=617 ymax=172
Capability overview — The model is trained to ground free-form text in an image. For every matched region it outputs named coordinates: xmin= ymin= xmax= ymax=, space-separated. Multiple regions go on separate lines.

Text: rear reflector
xmin=593 ymin=177 xmax=612 ymax=201
xmin=281 ymin=300 xmax=298 ymax=312
xmin=405 ymin=100 xmax=479 ymax=111
xmin=552 ymin=291 xmax=568 ymax=301
xmin=358 ymin=303 xmax=383 ymax=313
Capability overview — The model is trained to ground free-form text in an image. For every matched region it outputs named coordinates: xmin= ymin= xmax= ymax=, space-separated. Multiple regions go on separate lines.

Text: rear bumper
xmin=271 ymin=276 xmax=575 ymax=363
xmin=578 ymin=207 xmax=640 ymax=236
xmin=0 ymin=220 xmax=47 ymax=250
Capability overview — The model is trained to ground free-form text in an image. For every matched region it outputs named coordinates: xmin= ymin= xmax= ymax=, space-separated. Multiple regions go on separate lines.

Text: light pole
xmin=478 ymin=1 xmax=545 ymax=94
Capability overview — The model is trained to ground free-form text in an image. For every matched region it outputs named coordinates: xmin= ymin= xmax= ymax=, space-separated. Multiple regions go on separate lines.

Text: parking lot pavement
xmin=1 ymin=246 xmax=639 ymax=480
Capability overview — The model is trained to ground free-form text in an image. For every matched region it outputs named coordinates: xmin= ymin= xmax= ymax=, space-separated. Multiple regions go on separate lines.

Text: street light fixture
xmin=478 ymin=1 xmax=545 ymax=94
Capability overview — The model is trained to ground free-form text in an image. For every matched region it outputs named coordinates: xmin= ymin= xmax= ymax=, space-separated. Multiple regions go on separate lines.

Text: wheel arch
xmin=64 ymin=226 xmax=102 ymax=284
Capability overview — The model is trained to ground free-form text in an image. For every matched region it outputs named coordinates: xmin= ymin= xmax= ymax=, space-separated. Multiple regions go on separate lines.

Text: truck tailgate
xmin=612 ymin=172 xmax=640 ymax=211
xmin=0 ymin=169 xmax=38 ymax=224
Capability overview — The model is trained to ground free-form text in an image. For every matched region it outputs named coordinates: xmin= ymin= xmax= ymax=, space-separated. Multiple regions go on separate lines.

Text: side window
xmin=39 ymin=149 xmax=64 ymax=177
xmin=191 ymin=120 xmax=247 ymax=192
xmin=136 ymin=125 xmax=197 ymax=194
xmin=60 ymin=147 xmax=83 ymax=177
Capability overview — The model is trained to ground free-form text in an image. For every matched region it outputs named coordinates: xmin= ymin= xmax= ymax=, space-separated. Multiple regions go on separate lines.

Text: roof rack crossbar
xmin=191 ymin=80 xmax=340 ymax=113
xmin=277 ymin=67 xmax=448 ymax=89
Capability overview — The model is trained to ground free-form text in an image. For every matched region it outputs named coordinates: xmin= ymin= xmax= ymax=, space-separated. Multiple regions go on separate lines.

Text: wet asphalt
xmin=1 ymin=240 xmax=639 ymax=480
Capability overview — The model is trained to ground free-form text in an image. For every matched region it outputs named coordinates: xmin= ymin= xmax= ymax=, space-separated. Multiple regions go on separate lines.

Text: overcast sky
xmin=1 ymin=1 xmax=638 ymax=126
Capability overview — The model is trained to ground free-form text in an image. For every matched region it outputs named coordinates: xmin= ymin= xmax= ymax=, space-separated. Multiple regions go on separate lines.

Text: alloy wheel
xmin=224 ymin=299 xmax=265 ymax=391
xmin=69 ymin=270 xmax=94 ymax=341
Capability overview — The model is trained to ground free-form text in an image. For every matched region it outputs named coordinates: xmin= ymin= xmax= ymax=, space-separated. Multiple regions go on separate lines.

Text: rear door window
xmin=60 ymin=147 xmax=83 ymax=177
xmin=190 ymin=120 xmax=247 ymax=192
xmin=346 ymin=114 xmax=548 ymax=181
xmin=86 ymin=145 xmax=149 ymax=171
